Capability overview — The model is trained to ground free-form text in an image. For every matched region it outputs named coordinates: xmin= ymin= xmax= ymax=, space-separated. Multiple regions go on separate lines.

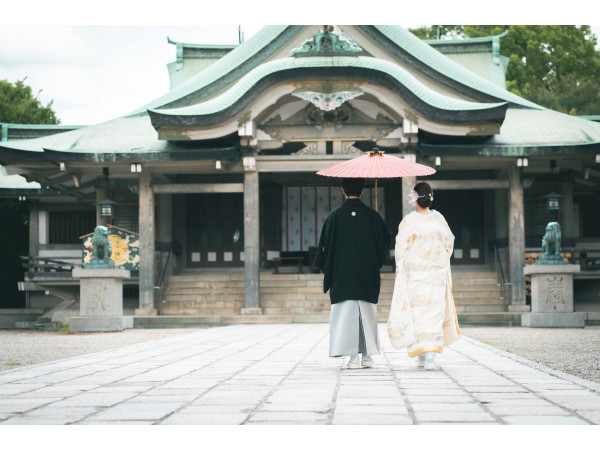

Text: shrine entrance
xmin=435 ymin=190 xmax=485 ymax=265
xmin=185 ymin=194 xmax=244 ymax=268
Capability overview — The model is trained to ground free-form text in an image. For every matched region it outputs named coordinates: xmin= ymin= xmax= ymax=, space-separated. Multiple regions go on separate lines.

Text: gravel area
xmin=2 ymin=326 xmax=599 ymax=385
xmin=462 ymin=326 xmax=600 ymax=383
xmin=0 ymin=328 xmax=198 ymax=371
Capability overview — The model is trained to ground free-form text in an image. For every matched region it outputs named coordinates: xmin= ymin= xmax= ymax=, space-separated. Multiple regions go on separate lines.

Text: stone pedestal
xmin=70 ymin=268 xmax=132 ymax=332
xmin=521 ymin=264 xmax=585 ymax=327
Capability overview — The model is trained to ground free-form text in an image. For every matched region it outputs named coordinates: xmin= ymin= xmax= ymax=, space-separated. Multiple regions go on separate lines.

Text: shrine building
xmin=1 ymin=25 xmax=599 ymax=326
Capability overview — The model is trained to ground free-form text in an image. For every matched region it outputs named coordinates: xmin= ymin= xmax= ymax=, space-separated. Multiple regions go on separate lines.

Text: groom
xmin=313 ymin=178 xmax=391 ymax=368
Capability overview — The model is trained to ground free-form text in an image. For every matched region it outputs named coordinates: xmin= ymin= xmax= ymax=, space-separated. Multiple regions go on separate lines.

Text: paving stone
xmin=501 ymin=415 xmax=590 ymax=425
xmin=462 ymin=385 xmax=529 ymax=393
xmin=470 ymin=392 xmax=541 ymax=402
xmin=576 ymin=410 xmax=600 ymax=424
xmin=75 ymin=420 xmax=158 ymax=425
xmin=484 ymin=399 xmax=555 ymax=407
xmin=487 ymin=405 xmax=571 ymax=416
xmin=178 ymin=404 xmax=254 ymax=414
xmin=128 ymin=394 xmax=199 ymax=403
xmin=49 ymin=392 xmax=138 ymax=408
xmin=334 ymin=404 xmax=409 ymax=415
xmin=260 ymin=402 xmax=332 ymax=413
xmin=405 ymin=395 xmax=473 ymax=403
xmin=17 ymin=405 xmax=99 ymax=422
xmin=0 ymin=398 xmax=56 ymax=414
xmin=85 ymin=402 xmax=186 ymax=421
xmin=2 ymin=323 xmax=600 ymax=426
xmin=409 ymin=403 xmax=485 ymax=413
xmin=249 ymin=411 xmax=329 ymax=423
xmin=335 ymin=397 xmax=406 ymax=406
xmin=332 ymin=414 xmax=413 ymax=425
xmin=401 ymin=388 xmax=466 ymax=396
xmin=414 ymin=411 xmax=495 ymax=423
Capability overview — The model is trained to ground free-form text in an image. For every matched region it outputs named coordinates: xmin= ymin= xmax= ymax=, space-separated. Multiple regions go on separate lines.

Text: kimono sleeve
xmin=437 ymin=213 xmax=455 ymax=255
xmin=313 ymin=213 xmax=335 ymax=294
xmin=394 ymin=216 xmax=413 ymax=268
xmin=313 ymin=215 xmax=329 ymax=271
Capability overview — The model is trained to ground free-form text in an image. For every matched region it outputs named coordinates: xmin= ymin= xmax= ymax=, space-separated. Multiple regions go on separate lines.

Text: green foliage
xmin=0 ymin=78 xmax=60 ymax=124
xmin=408 ymin=25 xmax=600 ymax=115
xmin=3 ymin=361 xmax=22 ymax=366
xmin=59 ymin=320 xmax=70 ymax=334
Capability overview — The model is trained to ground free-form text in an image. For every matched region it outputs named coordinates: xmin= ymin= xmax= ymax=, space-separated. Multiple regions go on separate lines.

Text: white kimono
xmin=387 ymin=210 xmax=460 ymax=357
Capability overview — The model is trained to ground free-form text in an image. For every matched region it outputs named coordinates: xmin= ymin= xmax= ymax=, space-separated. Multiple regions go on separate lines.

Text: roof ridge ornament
xmin=292 ymin=26 xmax=362 ymax=57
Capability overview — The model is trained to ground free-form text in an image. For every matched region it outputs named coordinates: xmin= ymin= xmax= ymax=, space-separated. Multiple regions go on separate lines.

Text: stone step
xmin=161 ymin=306 xmax=242 ymax=315
xmin=166 ymin=287 xmax=245 ymax=295
xmin=457 ymin=312 xmax=521 ymax=326
xmin=171 ymin=273 xmax=245 ymax=282
xmin=262 ymin=307 xmax=332 ymax=315
xmin=164 ymin=294 xmax=245 ymax=302
xmin=134 ymin=311 xmax=520 ymax=327
xmin=454 ymin=304 xmax=508 ymax=313
xmin=168 ymin=281 xmax=246 ymax=288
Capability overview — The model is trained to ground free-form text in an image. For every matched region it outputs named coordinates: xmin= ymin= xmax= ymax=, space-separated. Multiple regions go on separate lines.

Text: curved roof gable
xmin=148 ymin=56 xmax=508 ymax=128
xmin=128 ymin=26 xmax=304 ymax=115
xmin=363 ymin=26 xmax=540 ymax=109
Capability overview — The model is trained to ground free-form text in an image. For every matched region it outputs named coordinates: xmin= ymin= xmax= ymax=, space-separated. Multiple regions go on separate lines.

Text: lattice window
xmin=49 ymin=211 xmax=96 ymax=244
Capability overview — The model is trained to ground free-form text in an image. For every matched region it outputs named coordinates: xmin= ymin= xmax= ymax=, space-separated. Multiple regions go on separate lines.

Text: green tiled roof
xmin=0 ymin=170 xmax=41 ymax=189
xmin=425 ymin=30 xmax=508 ymax=47
xmin=490 ymin=108 xmax=600 ymax=146
xmin=149 ymin=56 xmax=507 ymax=119
xmin=128 ymin=26 xmax=297 ymax=115
xmin=372 ymin=26 xmax=539 ymax=109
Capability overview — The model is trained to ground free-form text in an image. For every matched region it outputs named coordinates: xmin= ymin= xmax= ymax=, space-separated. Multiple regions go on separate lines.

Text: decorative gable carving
xmin=292 ymin=25 xmax=362 ymax=57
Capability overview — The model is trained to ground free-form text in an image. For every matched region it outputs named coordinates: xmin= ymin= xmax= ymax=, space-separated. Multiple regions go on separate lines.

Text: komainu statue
xmin=86 ymin=226 xmax=115 ymax=268
xmin=538 ymin=221 xmax=567 ymax=265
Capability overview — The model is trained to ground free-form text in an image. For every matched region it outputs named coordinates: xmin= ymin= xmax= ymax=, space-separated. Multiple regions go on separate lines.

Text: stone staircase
xmin=151 ymin=267 xmax=516 ymax=326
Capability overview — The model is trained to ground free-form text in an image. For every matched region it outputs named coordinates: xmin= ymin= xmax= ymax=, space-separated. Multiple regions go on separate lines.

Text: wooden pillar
xmin=96 ymin=187 xmax=106 ymax=226
xmin=242 ymin=169 xmax=261 ymax=314
xmin=401 ymin=153 xmax=417 ymax=218
xmin=136 ymin=171 xmax=157 ymax=316
xmin=560 ymin=182 xmax=576 ymax=240
xmin=28 ymin=201 xmax=39 ymax=258
xmin=508 ymin=165 xmax=527 ymax=309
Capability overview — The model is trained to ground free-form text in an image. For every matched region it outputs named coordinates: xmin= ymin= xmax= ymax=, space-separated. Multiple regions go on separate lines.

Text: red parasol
xmin=317 ymin=149 xmax=436 ymax=210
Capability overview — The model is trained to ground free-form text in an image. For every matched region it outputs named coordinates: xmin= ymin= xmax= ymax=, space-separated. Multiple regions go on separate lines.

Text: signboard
xmin=81 ymin=225 xmax=140 ymax=270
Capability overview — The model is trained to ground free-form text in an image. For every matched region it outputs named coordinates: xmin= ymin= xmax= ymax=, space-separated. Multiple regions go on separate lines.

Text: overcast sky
xmin=1 ymin=1 xmax=599 ymax=125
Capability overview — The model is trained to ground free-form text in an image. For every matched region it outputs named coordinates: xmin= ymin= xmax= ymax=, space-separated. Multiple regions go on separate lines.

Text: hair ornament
xmin=408 ymin=189 xmax=430 ymax=203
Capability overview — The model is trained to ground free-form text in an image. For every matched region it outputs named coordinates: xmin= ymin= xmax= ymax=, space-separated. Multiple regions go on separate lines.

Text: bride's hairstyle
xmin=414 ymin=181 xmax=434 ymax=208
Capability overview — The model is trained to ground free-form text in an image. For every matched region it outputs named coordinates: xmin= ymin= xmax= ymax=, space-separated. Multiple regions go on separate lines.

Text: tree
xmin=0 ymin=78 xmax=60 ymax=124
xmin=0 ymin=78 xmax=60 ymax=308
xmin=409 ymin=25 xmax=600 ymax=115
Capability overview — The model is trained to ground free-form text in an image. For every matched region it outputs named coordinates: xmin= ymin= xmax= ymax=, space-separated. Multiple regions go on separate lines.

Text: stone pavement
xmin=0 ymin=323 xmax=599 ymax=425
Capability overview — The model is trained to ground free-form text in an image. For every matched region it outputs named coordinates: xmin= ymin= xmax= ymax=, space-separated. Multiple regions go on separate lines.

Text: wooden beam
xmin=153 ymin=183 xmax=243 ymax=194
xmin=429 ymin=180 xmax=508 ymax=190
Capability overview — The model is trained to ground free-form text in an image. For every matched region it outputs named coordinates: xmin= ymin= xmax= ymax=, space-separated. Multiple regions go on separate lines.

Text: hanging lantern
xmin=98 ymin=198 xmax=117 ymax=217
xmin=542 ymin=191 xmax=563 ymax=211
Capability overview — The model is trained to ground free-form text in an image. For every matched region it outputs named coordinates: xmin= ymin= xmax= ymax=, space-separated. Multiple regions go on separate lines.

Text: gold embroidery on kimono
xmin=387 ymin=210 xmax=461 ymax=353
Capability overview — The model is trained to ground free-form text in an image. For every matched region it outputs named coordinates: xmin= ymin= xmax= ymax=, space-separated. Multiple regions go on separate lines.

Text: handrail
xmin=157 ymin=249 xmax=172 ymax=288
xmin=494 ymin=246 xmax=509 ymax=299
xmin=153 ymin=249 xmax=173 ymax=315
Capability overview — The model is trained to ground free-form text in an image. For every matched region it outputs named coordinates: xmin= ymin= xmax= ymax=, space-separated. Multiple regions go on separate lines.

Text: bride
xmin=387 ymin=181 xmax=461 ymax=370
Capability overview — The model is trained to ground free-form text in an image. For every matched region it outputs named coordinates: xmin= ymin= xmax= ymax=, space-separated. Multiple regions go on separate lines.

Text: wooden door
xmin=186 ymin=194 xmax=244 ymax=267
xmin=435 ymin=190 xmax=484 ymax=265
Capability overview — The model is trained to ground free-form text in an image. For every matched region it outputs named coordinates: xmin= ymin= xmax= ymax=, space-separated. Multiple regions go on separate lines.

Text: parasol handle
xmin=375 ymin=178 xmax=378 ymax=212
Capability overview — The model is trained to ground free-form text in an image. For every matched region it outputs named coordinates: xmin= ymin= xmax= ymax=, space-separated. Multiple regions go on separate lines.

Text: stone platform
xmin=0 ymin=324 xmax=599 ymax=425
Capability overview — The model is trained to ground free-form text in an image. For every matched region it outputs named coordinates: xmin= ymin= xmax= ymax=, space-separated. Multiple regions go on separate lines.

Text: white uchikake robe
xmin=387 ymin=210 xmax=460 ymax=357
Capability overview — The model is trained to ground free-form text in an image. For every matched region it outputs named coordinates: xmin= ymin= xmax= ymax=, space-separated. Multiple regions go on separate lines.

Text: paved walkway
xmin=0 ymin=324 xmax=599 ymax=425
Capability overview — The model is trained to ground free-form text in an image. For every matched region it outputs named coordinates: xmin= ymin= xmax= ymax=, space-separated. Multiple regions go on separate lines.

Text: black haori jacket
xmin=313 ymin=198 xmax=391 ymax=304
